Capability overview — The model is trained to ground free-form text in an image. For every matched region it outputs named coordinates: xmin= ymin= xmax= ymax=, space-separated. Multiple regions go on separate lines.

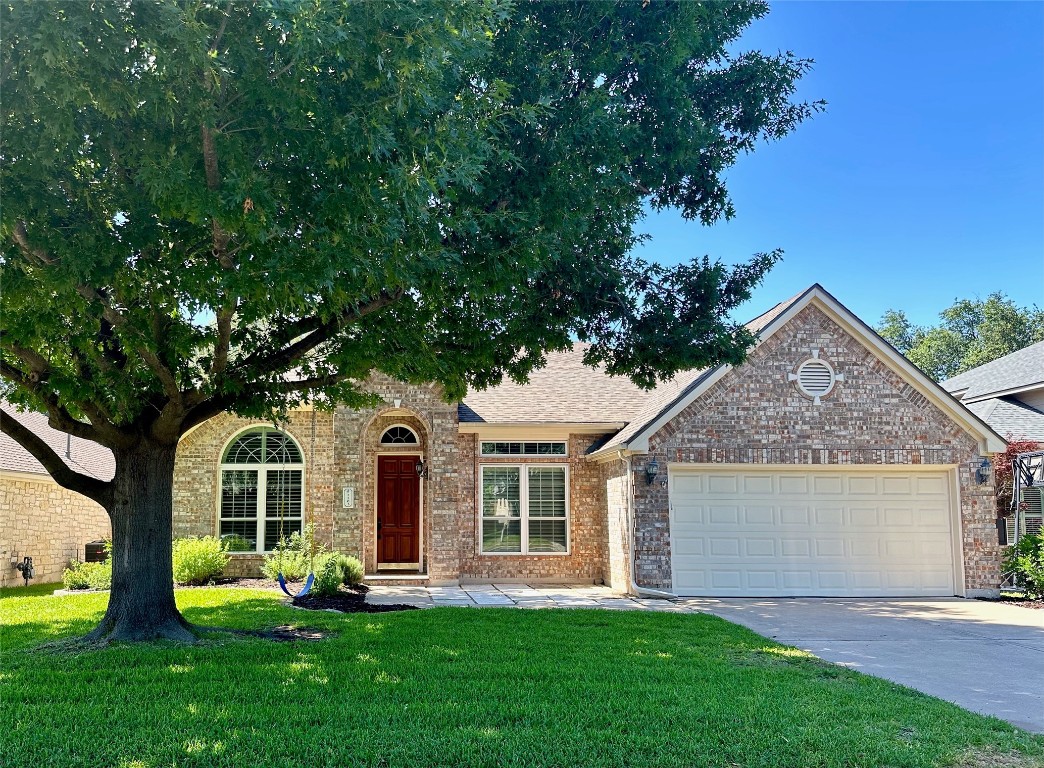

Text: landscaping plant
xmin=61 ymin=559 xmax=112 ymax=591
xmin=171 ymin=537 xmax=229 ymax=586
xmin=261 ymin=526 xmax=318 ymax=582
xmin=339 ymin=554 xmax=364 ymax=587
xmin=1003 ymin=531 xmax=1044 ymax=600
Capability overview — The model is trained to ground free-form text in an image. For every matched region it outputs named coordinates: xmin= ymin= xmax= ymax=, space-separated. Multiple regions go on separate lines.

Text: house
xmin=941 ymin=340 xmax=1044 ymax=443
xmin=2 ymin=284 xmax=1008 ymax=596
xmin=0 ymin=409 xmax=113 ymax=585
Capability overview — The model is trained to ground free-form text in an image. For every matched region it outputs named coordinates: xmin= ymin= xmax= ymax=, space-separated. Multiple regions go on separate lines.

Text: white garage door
xmin=670 ymin=468 xmax=957 ymax=597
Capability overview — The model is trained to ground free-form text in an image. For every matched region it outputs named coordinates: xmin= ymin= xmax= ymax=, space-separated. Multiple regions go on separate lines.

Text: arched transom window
xmin=219 ymin=428 xmax=304 ymax=553
xmin=380 ymin=425 xmax=418 ymax=445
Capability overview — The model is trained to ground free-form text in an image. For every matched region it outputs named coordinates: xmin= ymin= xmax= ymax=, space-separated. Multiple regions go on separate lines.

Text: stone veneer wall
xmin=632 ymin=304 xmax=999 ymax=594
xmin=455 ymin=433 xmax=610 ymax=583
xmin=0 ymin=473 xmax=111 ymax=585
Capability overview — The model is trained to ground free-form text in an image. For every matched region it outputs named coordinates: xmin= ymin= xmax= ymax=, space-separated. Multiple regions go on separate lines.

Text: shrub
xmin=261 ymin=525 xmax=319 ymax=582
xmin=172 ymin=536 xmax=229 ymax=585
xmin=1004 ymin=532 xmax=1044 ymax=600
xmin=220 ymin=533 xmax=254 ymax=553
xmin=310 ymin=552 xmax=347 ymax=596
xmin=62 ymin=560 xmax=112 ymax=590
xmin=339 ymin=554 xmax=364 ymax=587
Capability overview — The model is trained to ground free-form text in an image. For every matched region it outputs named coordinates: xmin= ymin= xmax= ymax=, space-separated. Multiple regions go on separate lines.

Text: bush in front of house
xmin=219 ymin=533 xmax=254 ymax=553
xmin=309 ymin=552 xmax=347 ymax=596
xmin=261 ymin=525 xmax=317 ymax=582
xmin=339 ymin=554 xmax=364 ymax=587
xmin=62 ymin=559 xmax=112 ymax=590
xmin=172 ymin=536 xmax=229 ymax=585
xmin=1004 ymin=531 xmax=1044 ymax=600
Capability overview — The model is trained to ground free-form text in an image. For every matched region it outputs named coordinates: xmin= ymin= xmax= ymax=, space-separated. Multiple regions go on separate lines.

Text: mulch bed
xmin=998 ymin=596 xmax=1044 ymax=610
xmin=194 ymin=578 xmax=418 ymax=613
xmin=291 ymin=585 xmax=420 ymax=614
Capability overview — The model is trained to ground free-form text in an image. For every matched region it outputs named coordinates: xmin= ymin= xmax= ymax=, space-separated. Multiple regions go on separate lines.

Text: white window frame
xmin=218 ymin=427 xmax=306 ymax=554
xmin=379 ymin=424 xmax=420 ymax=445
xmin=479 ymin=441 xmax=568 ymax=458
xmin=479 ymin=464 xmax=570 ymax=555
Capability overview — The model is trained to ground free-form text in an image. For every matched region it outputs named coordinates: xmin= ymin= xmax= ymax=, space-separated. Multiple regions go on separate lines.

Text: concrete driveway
xmin=689 ymin=598 xmax=1044 ymax=733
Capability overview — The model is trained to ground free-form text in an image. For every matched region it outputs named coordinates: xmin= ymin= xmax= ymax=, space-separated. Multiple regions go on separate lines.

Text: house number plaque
xmin=342 ymin=487 xmax=355 ymax=509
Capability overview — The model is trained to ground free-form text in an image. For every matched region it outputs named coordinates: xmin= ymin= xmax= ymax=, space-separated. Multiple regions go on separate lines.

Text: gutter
xmin=622 ymin=452 xmax=676 ymax=600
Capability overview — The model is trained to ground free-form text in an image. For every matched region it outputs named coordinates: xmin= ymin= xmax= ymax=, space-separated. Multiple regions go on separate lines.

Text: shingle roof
xmin=941 ymin=340 xmax=1044 ymax=399
xmin=963 ymin=397 xmax=1044 ymax=443
xmin=459 ymin=345 xmax=649 ymax=424
xmin=0 ymin=405 xmax=115 ymax=481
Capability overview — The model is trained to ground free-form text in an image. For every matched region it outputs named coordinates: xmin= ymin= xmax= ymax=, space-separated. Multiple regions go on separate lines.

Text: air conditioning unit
xmin=1007 ymin=485 xmax=1044 ymax=541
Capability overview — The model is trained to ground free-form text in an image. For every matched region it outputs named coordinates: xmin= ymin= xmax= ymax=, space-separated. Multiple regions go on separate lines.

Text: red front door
xmin=377 ymin=455 xmax=420 ymax=565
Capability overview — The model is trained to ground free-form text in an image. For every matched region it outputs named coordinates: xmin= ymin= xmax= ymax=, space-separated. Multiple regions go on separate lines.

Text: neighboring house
xmin=941 ymin=340 xmax=1044 ymax=444
xmin=0 ymin=409 xmax=113 ymax=586
xmin=3 ymin=284 xmax=1008 ymax=596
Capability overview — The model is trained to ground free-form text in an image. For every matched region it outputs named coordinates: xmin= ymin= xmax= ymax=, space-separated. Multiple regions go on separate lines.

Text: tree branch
xmin=233 ymin=290 xmax=403 ymax=376
xmin=0 ymin=409 xmax=112 ymax=507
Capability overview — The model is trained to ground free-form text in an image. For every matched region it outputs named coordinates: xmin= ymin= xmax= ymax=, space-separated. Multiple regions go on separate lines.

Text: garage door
xmin=670 ymin=468 xmax=957 ymax=597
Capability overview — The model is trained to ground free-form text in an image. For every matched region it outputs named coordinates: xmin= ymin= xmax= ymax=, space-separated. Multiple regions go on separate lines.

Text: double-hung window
xmin=219 ymin=428 xmax=304 ymax=553
xmin=480 ymin=465 xmax=568 ymax=554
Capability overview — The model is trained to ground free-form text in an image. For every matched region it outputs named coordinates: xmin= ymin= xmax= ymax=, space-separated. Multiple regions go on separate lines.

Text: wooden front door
xmin=377 ymin=455 xmax=421 ymax=566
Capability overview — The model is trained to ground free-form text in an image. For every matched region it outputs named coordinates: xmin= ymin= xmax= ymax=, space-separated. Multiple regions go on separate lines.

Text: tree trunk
xmin=87 ymin=441 xmax=196 ymax=643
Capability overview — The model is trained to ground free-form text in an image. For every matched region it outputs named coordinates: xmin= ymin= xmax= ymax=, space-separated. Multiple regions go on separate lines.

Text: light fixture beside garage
xmin=788 ymin=350 xmax=843 ymax=405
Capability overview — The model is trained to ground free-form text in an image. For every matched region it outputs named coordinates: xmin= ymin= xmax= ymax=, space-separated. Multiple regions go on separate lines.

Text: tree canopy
xmin=1 ymin=1 xmax=820 ymax=641
xmin=876 ymin=293 xmax=1044 ymax=382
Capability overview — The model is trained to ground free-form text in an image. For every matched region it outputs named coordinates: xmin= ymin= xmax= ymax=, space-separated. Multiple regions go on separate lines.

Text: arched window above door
xmin=380 ymin=425 xmax=419 ymax=445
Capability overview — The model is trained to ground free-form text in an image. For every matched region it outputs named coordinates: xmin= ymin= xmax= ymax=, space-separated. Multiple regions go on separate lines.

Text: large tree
xmin=1 ymin=1 xmax=820 ymax=641
xmin=877 ymin=293 xmax=1044 ymax=381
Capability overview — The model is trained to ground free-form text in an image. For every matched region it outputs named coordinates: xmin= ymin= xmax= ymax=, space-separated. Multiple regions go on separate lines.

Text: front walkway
xmin=365 ymin=582 xmax=692 ymax=611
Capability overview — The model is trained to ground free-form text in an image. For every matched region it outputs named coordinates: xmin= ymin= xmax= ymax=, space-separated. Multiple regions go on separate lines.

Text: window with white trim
xmin=480 ymin=441 xmax=567 ymax=457
xmin=219 ymin=428 xmax=304 ymax=553
xmin=480 ymin=465 xmax=568 ymax=554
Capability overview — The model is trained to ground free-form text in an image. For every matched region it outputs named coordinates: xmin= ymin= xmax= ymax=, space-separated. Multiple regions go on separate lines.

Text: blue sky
xmin=635 ymin=1 xmax=1044 ymax=328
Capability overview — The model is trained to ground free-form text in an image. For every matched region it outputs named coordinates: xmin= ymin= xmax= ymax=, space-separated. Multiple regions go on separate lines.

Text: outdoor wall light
xmin=415 ymin=459 xmax=429 ymax=479
xmin=644 ymin=458 xmax=659 ymax=486
xmin=975 ymin=457 xmax=993 ymax=485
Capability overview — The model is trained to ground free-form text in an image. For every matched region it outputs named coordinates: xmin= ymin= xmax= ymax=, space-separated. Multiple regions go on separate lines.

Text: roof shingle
xmin=0 ymin=405 xmax=115 ymax=481
xmin=941 ymin=340 xmax=1044 ymax=399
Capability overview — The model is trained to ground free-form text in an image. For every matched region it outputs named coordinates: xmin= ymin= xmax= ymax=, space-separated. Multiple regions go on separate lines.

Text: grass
xmin=2 ymin=587 xmax=1043 ymax=768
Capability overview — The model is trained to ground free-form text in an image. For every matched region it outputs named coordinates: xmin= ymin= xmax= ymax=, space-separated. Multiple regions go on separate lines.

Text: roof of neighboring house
xmin=941 ymin=340 xmax=1044 ymax=400
xmin=0 ymin=405 xmax=115 ymax=481
xmin=459 ymin=345 xmax=650 ymax=424
xmin=963 ymin=397 xmax=1044 ymax=443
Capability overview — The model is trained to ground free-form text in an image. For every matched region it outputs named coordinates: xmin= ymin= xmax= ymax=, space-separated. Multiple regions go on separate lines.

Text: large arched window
xmin=219 ymin=427 xmax=304 ymax=553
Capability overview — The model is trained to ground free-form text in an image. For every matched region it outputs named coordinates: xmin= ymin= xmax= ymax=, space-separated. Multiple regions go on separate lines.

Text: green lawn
xmin=2 ymin=586 xmax=1042 ymax=768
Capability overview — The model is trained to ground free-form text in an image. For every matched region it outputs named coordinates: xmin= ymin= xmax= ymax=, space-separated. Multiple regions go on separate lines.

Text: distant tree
xmin=876 ymin=293 xmax=1044 ymax=381
xmin=0 ymin=1 xmax=821 ymax=642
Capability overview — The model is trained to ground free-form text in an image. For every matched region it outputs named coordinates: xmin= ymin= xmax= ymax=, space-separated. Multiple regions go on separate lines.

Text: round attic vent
xmin=797 ymin=359 xmax=835 ymax=396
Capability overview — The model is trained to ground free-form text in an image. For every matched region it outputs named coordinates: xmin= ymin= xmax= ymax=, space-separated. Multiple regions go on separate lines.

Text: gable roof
xmin=590 ymin=284 xmax=1006 ymax=458
xmin=963 ymin=397 xmax=1044 ymax=443
xmin=940 ymin=339 xmax=1044 ymax=401
xmin=459 ymin=345 xmax=650 ymax=425
xmin=0 ymin=405 xmax=115 ymax=481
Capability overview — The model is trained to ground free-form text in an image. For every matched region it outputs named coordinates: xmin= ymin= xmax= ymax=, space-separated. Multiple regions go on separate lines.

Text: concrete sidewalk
xmin=364 ymin=582 xmax=693 ymax=611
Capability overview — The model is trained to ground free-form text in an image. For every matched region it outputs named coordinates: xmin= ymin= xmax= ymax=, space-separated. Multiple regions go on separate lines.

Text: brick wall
xmin=603 ymin=459 xmax=631 ymax=591
xmin=632 ymin=304 xmax=999 ymax=594
xmin=455 ymin=433 xmax=610 ymax=583
xmin=0 ymin=473 xmax=110 ymax=585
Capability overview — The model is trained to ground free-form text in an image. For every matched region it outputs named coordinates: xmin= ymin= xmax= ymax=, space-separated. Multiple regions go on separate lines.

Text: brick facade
xmin=628 ymin=304 xmax=999 ymax=594
xmin=0 ymin=473 xmax=111 ymax=585
xmin=454 ymin=433 xmax=610 ymax=583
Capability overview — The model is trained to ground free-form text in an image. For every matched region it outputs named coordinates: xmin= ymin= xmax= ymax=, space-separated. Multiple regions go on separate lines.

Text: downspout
xmin=622 ymin=451 xmax=675 ymax=599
